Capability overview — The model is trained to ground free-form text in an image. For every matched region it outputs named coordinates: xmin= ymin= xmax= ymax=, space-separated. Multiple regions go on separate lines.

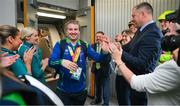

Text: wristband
xmin=117 ymin=62 xmax=124 ymax=68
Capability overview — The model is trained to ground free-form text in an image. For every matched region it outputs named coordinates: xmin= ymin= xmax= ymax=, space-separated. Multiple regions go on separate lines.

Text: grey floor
xmin=85 ymin=96 xmax=118 ymax=105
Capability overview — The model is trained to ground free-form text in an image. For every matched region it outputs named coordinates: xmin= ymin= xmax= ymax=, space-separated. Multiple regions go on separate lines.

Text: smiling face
xmin=122 ymin=32 xmax=132 ymax=45
xmin=29 ymin=30 xmax=39 ymax=45
xmin=95 ymin=33 xmax=103 ymax=44
xmin=159 ymin=19 xmax=169 ymax=31
xmin=66 ymin=23 xmax=80 ymax=41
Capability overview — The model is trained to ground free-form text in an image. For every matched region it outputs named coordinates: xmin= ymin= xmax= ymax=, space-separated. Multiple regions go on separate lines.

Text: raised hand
xmin=115 ymin=34 xmax=123 ymax=42
xmin=23 ymin=46 xmax=36 ymax=75
xmin=109 ymin=43 xmax=123 ymax=64
xmin=100 ymin=35 xmax=112 ymax=44
xmin=99 ymin=35 xmax=113 ymax=53
xmin=23 ymin=46 xmax=36 ymax=65
xmin=113 ymin=42 xmax=122 ymax=50
xmin=1 ymin=52 xmax=19 ymax=68
xmin=101 ymin=41 xmax=110 ymax=53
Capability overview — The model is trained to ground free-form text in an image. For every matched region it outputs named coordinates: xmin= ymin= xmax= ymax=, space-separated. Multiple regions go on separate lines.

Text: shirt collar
xmin=140 ymin=20 xmax=154 ymax=32
xmin=1 ymin=47 xmax=16 ymax=55
xmin=65 ymin=38 xmax=81 ymax=46
xmin=23 ymin=41 xmax=33 ymax=47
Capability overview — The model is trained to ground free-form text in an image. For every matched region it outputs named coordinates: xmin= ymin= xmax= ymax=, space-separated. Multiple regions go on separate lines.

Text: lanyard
xmin=68 ymin=46 xmax=81 ymax=73
xmin=68 ymin=46 xmax=81 ymax=62
xmin=97 ymin=44 xmax=101 ymax=53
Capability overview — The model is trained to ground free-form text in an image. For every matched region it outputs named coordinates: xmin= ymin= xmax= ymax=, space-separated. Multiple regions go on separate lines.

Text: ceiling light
xmin=37 ymin=12 xmax=66 ymax=19
xmin=38 ymin=7 xmax=65 ymax=13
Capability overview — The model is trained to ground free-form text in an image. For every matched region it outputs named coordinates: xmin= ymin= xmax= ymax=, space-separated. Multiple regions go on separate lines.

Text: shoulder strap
xmin=59 ymin=39 xmax=88 ymax=59
xmin=80 ymin=40 xmax=88 ymax=59
xmin=59 ymin=39 xmax=67 ymax=58
xmin=53 ymin=39 xmax=67 ymax=78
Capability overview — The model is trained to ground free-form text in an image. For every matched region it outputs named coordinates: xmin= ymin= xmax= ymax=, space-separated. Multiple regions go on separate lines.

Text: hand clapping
xmin=23 ymin=46 xmax=36 ymax=65
xmin=1 ymin=52 xmax=19 ymax=68
xmin=100 ymin=35 xmax=123 ymax=64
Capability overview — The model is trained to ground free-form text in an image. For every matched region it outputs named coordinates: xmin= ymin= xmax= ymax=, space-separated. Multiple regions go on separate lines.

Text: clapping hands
xmin=100 ymin=35 xmax=123 ymax=63
xmin=23 ymin=46 xmax=36 ymax=65
xmin=1 ymin=52 xmax=19 ymax=68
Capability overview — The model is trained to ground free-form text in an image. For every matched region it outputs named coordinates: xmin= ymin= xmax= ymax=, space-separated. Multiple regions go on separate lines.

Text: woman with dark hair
xmin=0 ymin=25 xmax=36 ymax=77
xmin=121 ymin=29 xmax=134 ymax=45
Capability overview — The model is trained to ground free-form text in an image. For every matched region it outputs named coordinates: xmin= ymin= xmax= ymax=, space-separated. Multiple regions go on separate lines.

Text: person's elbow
xmin=130 ymin=75 xmax=146 ymax=92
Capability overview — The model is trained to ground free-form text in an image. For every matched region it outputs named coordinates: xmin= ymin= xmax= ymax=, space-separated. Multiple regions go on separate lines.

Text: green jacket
xmin=159 ymin=51 xmax=172 ymax=63
xmin=1 ymin=47 xmax=28 ymax=77
xmin=18 ymin=41 xmax=46 ymax=83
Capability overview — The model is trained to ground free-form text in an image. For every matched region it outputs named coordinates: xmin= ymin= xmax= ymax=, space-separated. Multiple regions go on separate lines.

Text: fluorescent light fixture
xmin=37 ymin=12 xmax=66 ymax=19
xmin=38 ymin=7 xmax=65 ymax=13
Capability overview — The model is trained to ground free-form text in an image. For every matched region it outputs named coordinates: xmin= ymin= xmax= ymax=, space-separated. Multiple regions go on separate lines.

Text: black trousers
xmin=94 ymin=70 xmax=110 ymax=105
xmin=56 ymin=89 xmax=87 ymax=105
xmin=116 ymin=75 xmax=147 ymax=105
xmin=116 ymin=75 xmax=130 ymax=105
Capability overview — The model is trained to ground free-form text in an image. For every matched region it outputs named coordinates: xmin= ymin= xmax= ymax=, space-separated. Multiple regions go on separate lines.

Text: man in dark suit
xmin=116 ymin=2 xmax=163 ymax=105
xmin=90 ymin=31 xmax=111 ymax=105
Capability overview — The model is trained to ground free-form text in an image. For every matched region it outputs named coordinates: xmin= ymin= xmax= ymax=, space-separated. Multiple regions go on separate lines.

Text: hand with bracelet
xmin=109 ymin=42 xmax=123 ymax=65
xmin=109 ymin=42 xmax=134 ymax=83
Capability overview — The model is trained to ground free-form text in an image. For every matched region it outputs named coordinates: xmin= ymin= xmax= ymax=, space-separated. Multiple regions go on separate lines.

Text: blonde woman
xmin=18 ymin=27 xmax=48 ymax=83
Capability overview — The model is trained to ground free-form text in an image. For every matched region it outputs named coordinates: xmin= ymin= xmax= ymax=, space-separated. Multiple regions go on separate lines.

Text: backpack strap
xmin=53 ymin=39 xmax=66 ymax=78
xmin=59 ymin=39 xmax=67 ymax=59
xmin=79 ymin=40 xmax=88 ymax=59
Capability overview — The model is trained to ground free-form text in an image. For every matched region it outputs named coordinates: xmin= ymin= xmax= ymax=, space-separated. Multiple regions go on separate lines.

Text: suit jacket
xmin=91 ymin=43 xmax=111 ymax=77
xmin=122 ymin=22 xmax=163 ymax=75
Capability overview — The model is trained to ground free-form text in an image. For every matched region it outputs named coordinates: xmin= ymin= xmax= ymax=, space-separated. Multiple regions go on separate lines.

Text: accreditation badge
xmin=71 ymin=67 xmax=82 ymax=80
